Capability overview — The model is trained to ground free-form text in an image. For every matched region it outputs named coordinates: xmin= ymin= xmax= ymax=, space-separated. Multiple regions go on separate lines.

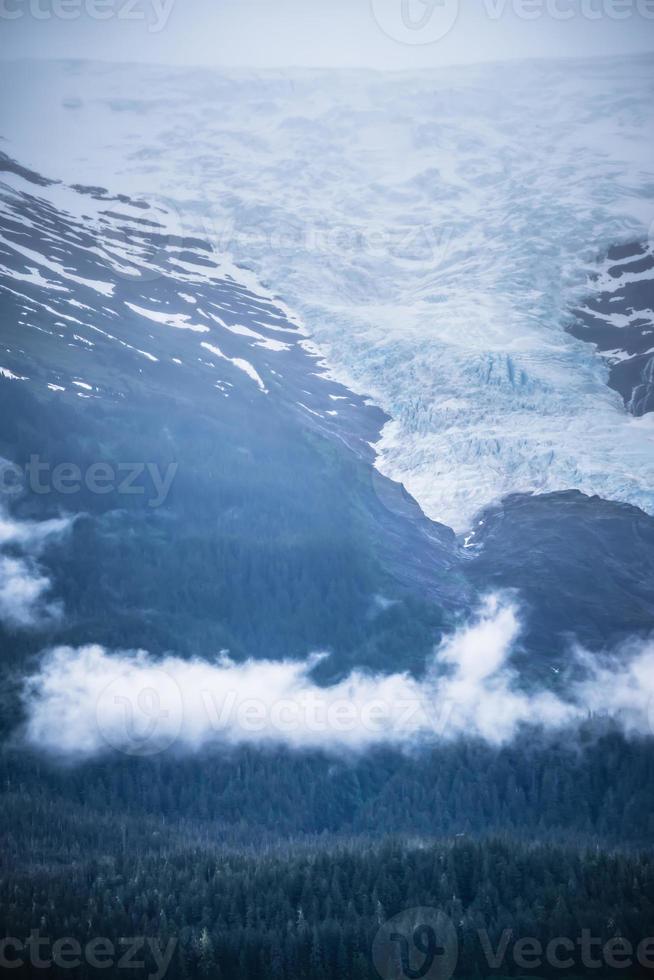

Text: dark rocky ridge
xmin=568 ymin=241 xmax=654 ymax=415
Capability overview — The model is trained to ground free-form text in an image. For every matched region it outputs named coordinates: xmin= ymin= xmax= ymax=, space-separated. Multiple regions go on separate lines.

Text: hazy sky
xmin=1 ymin=0 xmax=653 ymax=69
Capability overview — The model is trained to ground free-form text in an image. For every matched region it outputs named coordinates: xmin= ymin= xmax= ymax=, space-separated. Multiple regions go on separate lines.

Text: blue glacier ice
xmin=1 ymin=54 xmax=653 ymax=531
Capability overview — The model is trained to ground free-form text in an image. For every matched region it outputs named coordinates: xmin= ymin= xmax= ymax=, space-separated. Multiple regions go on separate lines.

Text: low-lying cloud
xmin=0 ymin=502 xmax=73 ymax=628
xmin=0 ymin=555 xmax=60 ymax=628
xmin=21 ymin=596 xmax=654 ymax=757
xmin=0 ymin=511 xmax=72 ymax=550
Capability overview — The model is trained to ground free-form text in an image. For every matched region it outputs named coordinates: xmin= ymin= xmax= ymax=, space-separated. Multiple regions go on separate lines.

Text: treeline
xmin=1 ymin=836 xmax=653 ymax=978
xmin=2 ymin=734 xmax=653 ymax=854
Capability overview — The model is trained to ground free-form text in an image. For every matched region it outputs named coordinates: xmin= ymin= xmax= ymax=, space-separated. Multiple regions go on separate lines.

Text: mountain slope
xmin=0 ymin=154 xmax=466 ymax=685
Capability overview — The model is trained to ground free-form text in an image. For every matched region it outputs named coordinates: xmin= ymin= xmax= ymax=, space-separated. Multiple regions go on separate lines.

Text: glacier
xmin=1 ymin=55 xmax=654 ymax=531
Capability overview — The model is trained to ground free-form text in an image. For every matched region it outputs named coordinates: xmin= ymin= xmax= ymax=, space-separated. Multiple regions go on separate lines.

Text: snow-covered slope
xmin=0 ymin=152 xmax=383 ymax=460
xmin=0 ymin=152 xmax=471 ymax=670
xmin=569 ymin=241 xmax=654 ymax=416
xmin=1 ymin=149 xmax=654 ymax=712
xmin=1 ymin=56 xmax=654 ymax=531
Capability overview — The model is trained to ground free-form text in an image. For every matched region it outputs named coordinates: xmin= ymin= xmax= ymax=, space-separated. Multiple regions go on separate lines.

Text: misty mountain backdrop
xmin=1 ymin=54 xmax=654 ymax=980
